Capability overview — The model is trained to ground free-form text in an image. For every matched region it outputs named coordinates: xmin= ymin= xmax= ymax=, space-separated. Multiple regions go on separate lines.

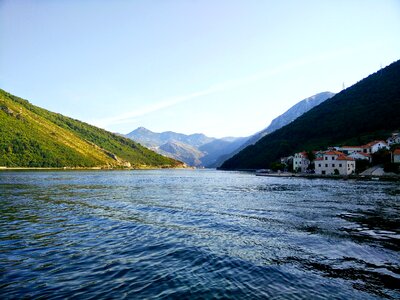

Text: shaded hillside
xmin=220 ymin=60 xmax=400 ymax=170
xmin=200 ymin=137 xmax=248 ymax=167
xmin=0 ymin=89 xmax=182 ymax=168
xmin=158 ymin=141 xmax=204 ymax=166
xmin=212 ymin=92 xmax=334 ymax=167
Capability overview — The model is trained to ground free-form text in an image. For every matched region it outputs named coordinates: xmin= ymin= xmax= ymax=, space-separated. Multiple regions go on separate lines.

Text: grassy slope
xmin=0 ymin=89 xmax=182 ymax=168
xmin=220 ymin=60 xmax=400 ymax=170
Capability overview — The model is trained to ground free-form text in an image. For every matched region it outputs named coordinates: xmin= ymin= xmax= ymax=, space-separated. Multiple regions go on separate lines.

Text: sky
xmin=1 ymin=1 xmax=399 ymax=138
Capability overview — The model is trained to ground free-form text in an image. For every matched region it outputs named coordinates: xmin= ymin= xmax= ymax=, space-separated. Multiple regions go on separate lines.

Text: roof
xmin=295 ymin=151 xmax=308 ymax=158
xmin=337 ymin=155 xmax=355 ymax=161
xmin=324 ymin=150 xmax=345 ymax=156
xmin=341 ymin=146 xmax=362 ymax=149
xmin=362 ymin=140 xmax=388 ymax=148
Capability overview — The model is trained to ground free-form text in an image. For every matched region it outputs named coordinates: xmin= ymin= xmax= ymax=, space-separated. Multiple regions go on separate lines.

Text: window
xmin=332 ymin=157 xmax=335 ymax=160
xmin=339 ymin=164 xmax=342 ymax=167
xmin=332 ymin=164 xmax=335 ymax=167
xmin=318 ymin=164 xmax=321 ymax=167
xmin=325 ymin=157 xmax=328 ymax=160
xmin=325 ymin=164 xmax=328 ymax=167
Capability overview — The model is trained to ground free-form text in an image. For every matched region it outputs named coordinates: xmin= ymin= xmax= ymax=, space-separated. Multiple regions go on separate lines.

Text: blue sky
xmin=1 ymin=1 xmax=399 ymax=138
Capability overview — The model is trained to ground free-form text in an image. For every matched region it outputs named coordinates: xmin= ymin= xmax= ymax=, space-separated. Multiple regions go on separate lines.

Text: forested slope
xmin=0 ymin=89 xmax=182 ymax=168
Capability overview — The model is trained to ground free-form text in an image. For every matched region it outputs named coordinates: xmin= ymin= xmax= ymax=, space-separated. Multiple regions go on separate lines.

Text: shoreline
xmin=0 ymin=166 xmax=189 ymax=171
xmin=255 ymin=172 xmax=400 ymax=182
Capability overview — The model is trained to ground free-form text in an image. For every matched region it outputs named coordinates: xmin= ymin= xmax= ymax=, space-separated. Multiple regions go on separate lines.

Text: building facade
xmin=293 ymin=152 xmax=310 ymax=173
xmin=315 ymin=151 xmax=355 ymax=175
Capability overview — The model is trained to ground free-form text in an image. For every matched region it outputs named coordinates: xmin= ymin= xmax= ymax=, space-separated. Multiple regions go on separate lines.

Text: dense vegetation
xmin=220 ymin=60 xmax=400 ymax=170
xmin=0 ymin=89 xmax=182 ymax=168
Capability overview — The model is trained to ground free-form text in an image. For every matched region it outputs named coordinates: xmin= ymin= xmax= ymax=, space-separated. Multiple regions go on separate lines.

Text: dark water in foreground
xmin=0 ymin=170 xmax=399 ymax=299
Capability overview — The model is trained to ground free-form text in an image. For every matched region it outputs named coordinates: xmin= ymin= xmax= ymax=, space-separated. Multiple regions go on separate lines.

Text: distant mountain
xmin=212 ymin=92 xmax=334 ymax=167
xmin=265 ymin=92 xmax=335 ymax=134
xmin=199 ymin=137 xmax=248 ymax=167
xmin=0 ymin=89 xmax=183 ymax=168
xmin=126 ymin=127 xmax=245 ymax=167
xmin=127 ymin=92 xmax=334 ymax=168
xmin=220 ymin=60 xmax=400 ymax=170
xmin=159 ymin=141 xmax=204 ymax=167
xmin=126 ymin=127 xmax=214 ymax=148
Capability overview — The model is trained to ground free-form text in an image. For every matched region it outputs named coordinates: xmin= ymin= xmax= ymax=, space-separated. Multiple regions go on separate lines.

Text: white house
xmin=293 ymin=152 xmax=310 ymax=173
xmin=315 ymin=151 xmax=355 ymax=175
xmin=361 ymin=140 xmax=389 ymax=154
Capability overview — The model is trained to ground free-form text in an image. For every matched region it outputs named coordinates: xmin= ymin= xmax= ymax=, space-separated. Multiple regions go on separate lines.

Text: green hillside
xmin=220 ymin=60 xmax=400 ymax=170
xmin=0 ymin=89 xmax=183 ymax=168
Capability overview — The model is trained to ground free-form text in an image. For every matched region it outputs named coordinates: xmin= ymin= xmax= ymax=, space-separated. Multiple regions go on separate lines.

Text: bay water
xmin=0 ymin=170 xmax=399 ymax=299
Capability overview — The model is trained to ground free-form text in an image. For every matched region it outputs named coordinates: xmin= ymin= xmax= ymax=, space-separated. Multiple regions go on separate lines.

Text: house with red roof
xmin=361 ymin=140 xmax=389 ymax=154
xmin=315 ymin=151 xmax=355 ymax=175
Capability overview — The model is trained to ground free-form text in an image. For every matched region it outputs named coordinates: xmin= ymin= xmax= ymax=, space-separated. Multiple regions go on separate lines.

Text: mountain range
xmin=211 ymin=91 xmax=335 ymax=167
xmin=0 ymin=89 xmax=183 ymax=168
xmin=220 ymin=60 xmax=400 ymax=170
xmin=126 ymin=92 xmax=334 ymax=167
xmin=126 ymin=127 xmax=247 ymax=167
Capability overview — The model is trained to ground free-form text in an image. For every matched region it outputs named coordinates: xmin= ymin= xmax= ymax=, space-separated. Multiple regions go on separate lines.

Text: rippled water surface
xmin=1 ymin=170 xmax=399 ymax=299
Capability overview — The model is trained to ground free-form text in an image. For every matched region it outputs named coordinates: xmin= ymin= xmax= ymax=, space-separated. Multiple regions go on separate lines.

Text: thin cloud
xmin=92 ymin=48 xmax=353 ymax=128
xmin=92 ymin=86 xmax=224 ymax=128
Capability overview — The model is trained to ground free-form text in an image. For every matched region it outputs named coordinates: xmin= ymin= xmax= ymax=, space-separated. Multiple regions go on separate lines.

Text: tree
xmin=371 ymin=149 xmax=391 ymax=165
xmin=355 ymin=159 xmax=370 ymax=174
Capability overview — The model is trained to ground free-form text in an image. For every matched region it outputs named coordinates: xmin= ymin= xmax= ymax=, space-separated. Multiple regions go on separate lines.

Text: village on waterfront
xmin=258 ymin=132 xmax=400 ymax=180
